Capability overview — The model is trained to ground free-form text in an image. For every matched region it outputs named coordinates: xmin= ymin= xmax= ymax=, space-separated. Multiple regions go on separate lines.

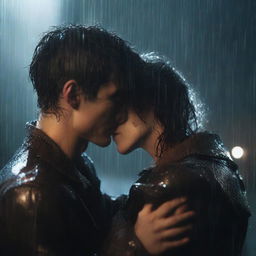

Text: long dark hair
xmin=130 ymin=53 xmax=202 ymax=156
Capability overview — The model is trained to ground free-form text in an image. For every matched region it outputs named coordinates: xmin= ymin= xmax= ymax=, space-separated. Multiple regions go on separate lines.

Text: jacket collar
xmin=25 ymin=121 xmax=82 ymax=183
xmin=157 ymin=132 xmax=233 ymax=167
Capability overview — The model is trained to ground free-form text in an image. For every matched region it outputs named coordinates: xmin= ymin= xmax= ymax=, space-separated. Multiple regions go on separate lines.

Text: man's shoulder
xmin=0 ymin=144 xmax=37 ymax=188
xmin=0 ymin=147 xmax=76 ymax=205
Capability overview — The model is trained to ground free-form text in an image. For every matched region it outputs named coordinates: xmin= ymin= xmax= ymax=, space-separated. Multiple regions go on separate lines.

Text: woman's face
xmin=112 ymin=110 xmax=160 ymax=154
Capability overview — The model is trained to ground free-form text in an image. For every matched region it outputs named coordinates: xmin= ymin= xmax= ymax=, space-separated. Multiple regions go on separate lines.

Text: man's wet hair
xmin=29 ymin=24 xmax=141 ymax=114
xmin=131 ymin=53 xmax=201 ymax=155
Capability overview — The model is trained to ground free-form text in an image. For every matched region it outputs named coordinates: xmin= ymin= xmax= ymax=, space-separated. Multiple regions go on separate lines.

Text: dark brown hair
xmin=130 ymin=53 xmax=200 ymax=156
xmin=29 ymin=24 xmax=141 ymax=114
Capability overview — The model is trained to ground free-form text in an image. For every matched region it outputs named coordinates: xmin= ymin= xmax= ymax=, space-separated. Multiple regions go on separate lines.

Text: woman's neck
xmin=141 ymin=124 xmax=163 ymax=162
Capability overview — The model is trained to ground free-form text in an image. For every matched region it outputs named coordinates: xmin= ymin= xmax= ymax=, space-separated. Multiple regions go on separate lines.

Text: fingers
xmin=158 ymin=211 xmax=195 ymax=231
xmin=155 ymin=197 xmax=187 ymax=218
xmin=162 ymin=237 xmax=190 ymax=251
xmin=136 ymin=199 xmax=193 ymax=255
xmin=160 ymin=224 xmax=193 ymax=239
xmin=140 ymin=203 xmax=153 ymax=215
xmin=174 ymin=204 xmax=189 ymax=215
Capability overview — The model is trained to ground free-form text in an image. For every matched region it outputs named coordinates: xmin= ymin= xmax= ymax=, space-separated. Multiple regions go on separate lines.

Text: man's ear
xmin=62 ymin=80 xmax=80 ymax=109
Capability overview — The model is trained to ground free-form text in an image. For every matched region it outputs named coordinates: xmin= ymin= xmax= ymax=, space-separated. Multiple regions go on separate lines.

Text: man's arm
xmin=134 ymin=198 xmax=195 ymax=255
xmin=101 ymin=197 xmax=195 ymax=256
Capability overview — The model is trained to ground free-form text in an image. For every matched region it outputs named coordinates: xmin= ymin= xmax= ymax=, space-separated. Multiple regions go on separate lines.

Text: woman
xmin=103 ymin=54 xmax=250 ymax=256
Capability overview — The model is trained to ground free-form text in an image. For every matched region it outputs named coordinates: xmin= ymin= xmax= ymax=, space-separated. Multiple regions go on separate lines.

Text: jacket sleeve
xmin=0 ymin=184 xmax=94 ymax=256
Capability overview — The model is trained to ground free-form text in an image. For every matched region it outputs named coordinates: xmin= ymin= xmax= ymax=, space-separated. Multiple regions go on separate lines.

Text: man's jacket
xmin=0 ymin=122 xmax=122 ymax=256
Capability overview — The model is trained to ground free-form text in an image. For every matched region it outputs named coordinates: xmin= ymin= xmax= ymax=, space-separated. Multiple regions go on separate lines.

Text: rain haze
xmin=0 ymin=0 xmax=255 ymax=255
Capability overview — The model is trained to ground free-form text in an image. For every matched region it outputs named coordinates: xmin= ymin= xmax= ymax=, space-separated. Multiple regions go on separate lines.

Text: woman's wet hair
xmin=131 ymin=53 xmax=203 ymax=156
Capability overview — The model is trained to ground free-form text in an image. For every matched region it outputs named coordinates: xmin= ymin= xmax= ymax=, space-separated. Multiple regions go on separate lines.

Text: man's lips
xmin=112 ymin=132 xmax=120 ymax=139
xmin=105 ymin=126 xmax=117 ymax=136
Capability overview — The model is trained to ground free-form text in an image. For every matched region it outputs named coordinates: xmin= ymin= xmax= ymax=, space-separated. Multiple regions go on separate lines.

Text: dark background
xmin=0 ymin=0 xmax=255 ymax=255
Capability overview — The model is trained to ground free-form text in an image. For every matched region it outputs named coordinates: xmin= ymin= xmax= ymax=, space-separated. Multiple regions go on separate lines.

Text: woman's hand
xmin=134 ymin=197 xmax=195 ymax=255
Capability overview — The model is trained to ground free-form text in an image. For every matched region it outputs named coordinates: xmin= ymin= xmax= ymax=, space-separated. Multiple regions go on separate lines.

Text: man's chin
xmin=93 ymin=138 xmax=111 ymax=147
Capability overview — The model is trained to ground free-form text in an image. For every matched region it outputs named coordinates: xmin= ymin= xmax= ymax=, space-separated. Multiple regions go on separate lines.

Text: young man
xmin=0 ymin=25 xmax=192 ymax=255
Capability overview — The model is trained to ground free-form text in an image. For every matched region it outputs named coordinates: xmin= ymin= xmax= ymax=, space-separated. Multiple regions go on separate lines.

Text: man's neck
xmin=37 ymin=113 xmax=88 ymax=160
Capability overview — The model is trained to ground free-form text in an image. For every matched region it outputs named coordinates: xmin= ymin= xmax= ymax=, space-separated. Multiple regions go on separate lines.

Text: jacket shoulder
xmin=153 ymin=155 xmax=250 ymax=216
xmin=153 ymin=155 xmax=239 ymax=189
xmin=142 ymin=158 xmax=211 ymax=192
xmin=0 ymin=181 xmax=79 ymax=214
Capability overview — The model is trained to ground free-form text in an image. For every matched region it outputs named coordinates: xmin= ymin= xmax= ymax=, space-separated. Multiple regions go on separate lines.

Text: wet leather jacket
xmin=0 ymin=122 xmax=123 ymax=256
xmin=103 ymin=133 xmax=250 ymax=256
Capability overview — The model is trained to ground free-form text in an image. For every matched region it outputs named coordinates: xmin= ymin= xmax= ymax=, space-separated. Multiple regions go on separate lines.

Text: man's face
xmin=73 ymin=82 xmax=120 ymax=147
